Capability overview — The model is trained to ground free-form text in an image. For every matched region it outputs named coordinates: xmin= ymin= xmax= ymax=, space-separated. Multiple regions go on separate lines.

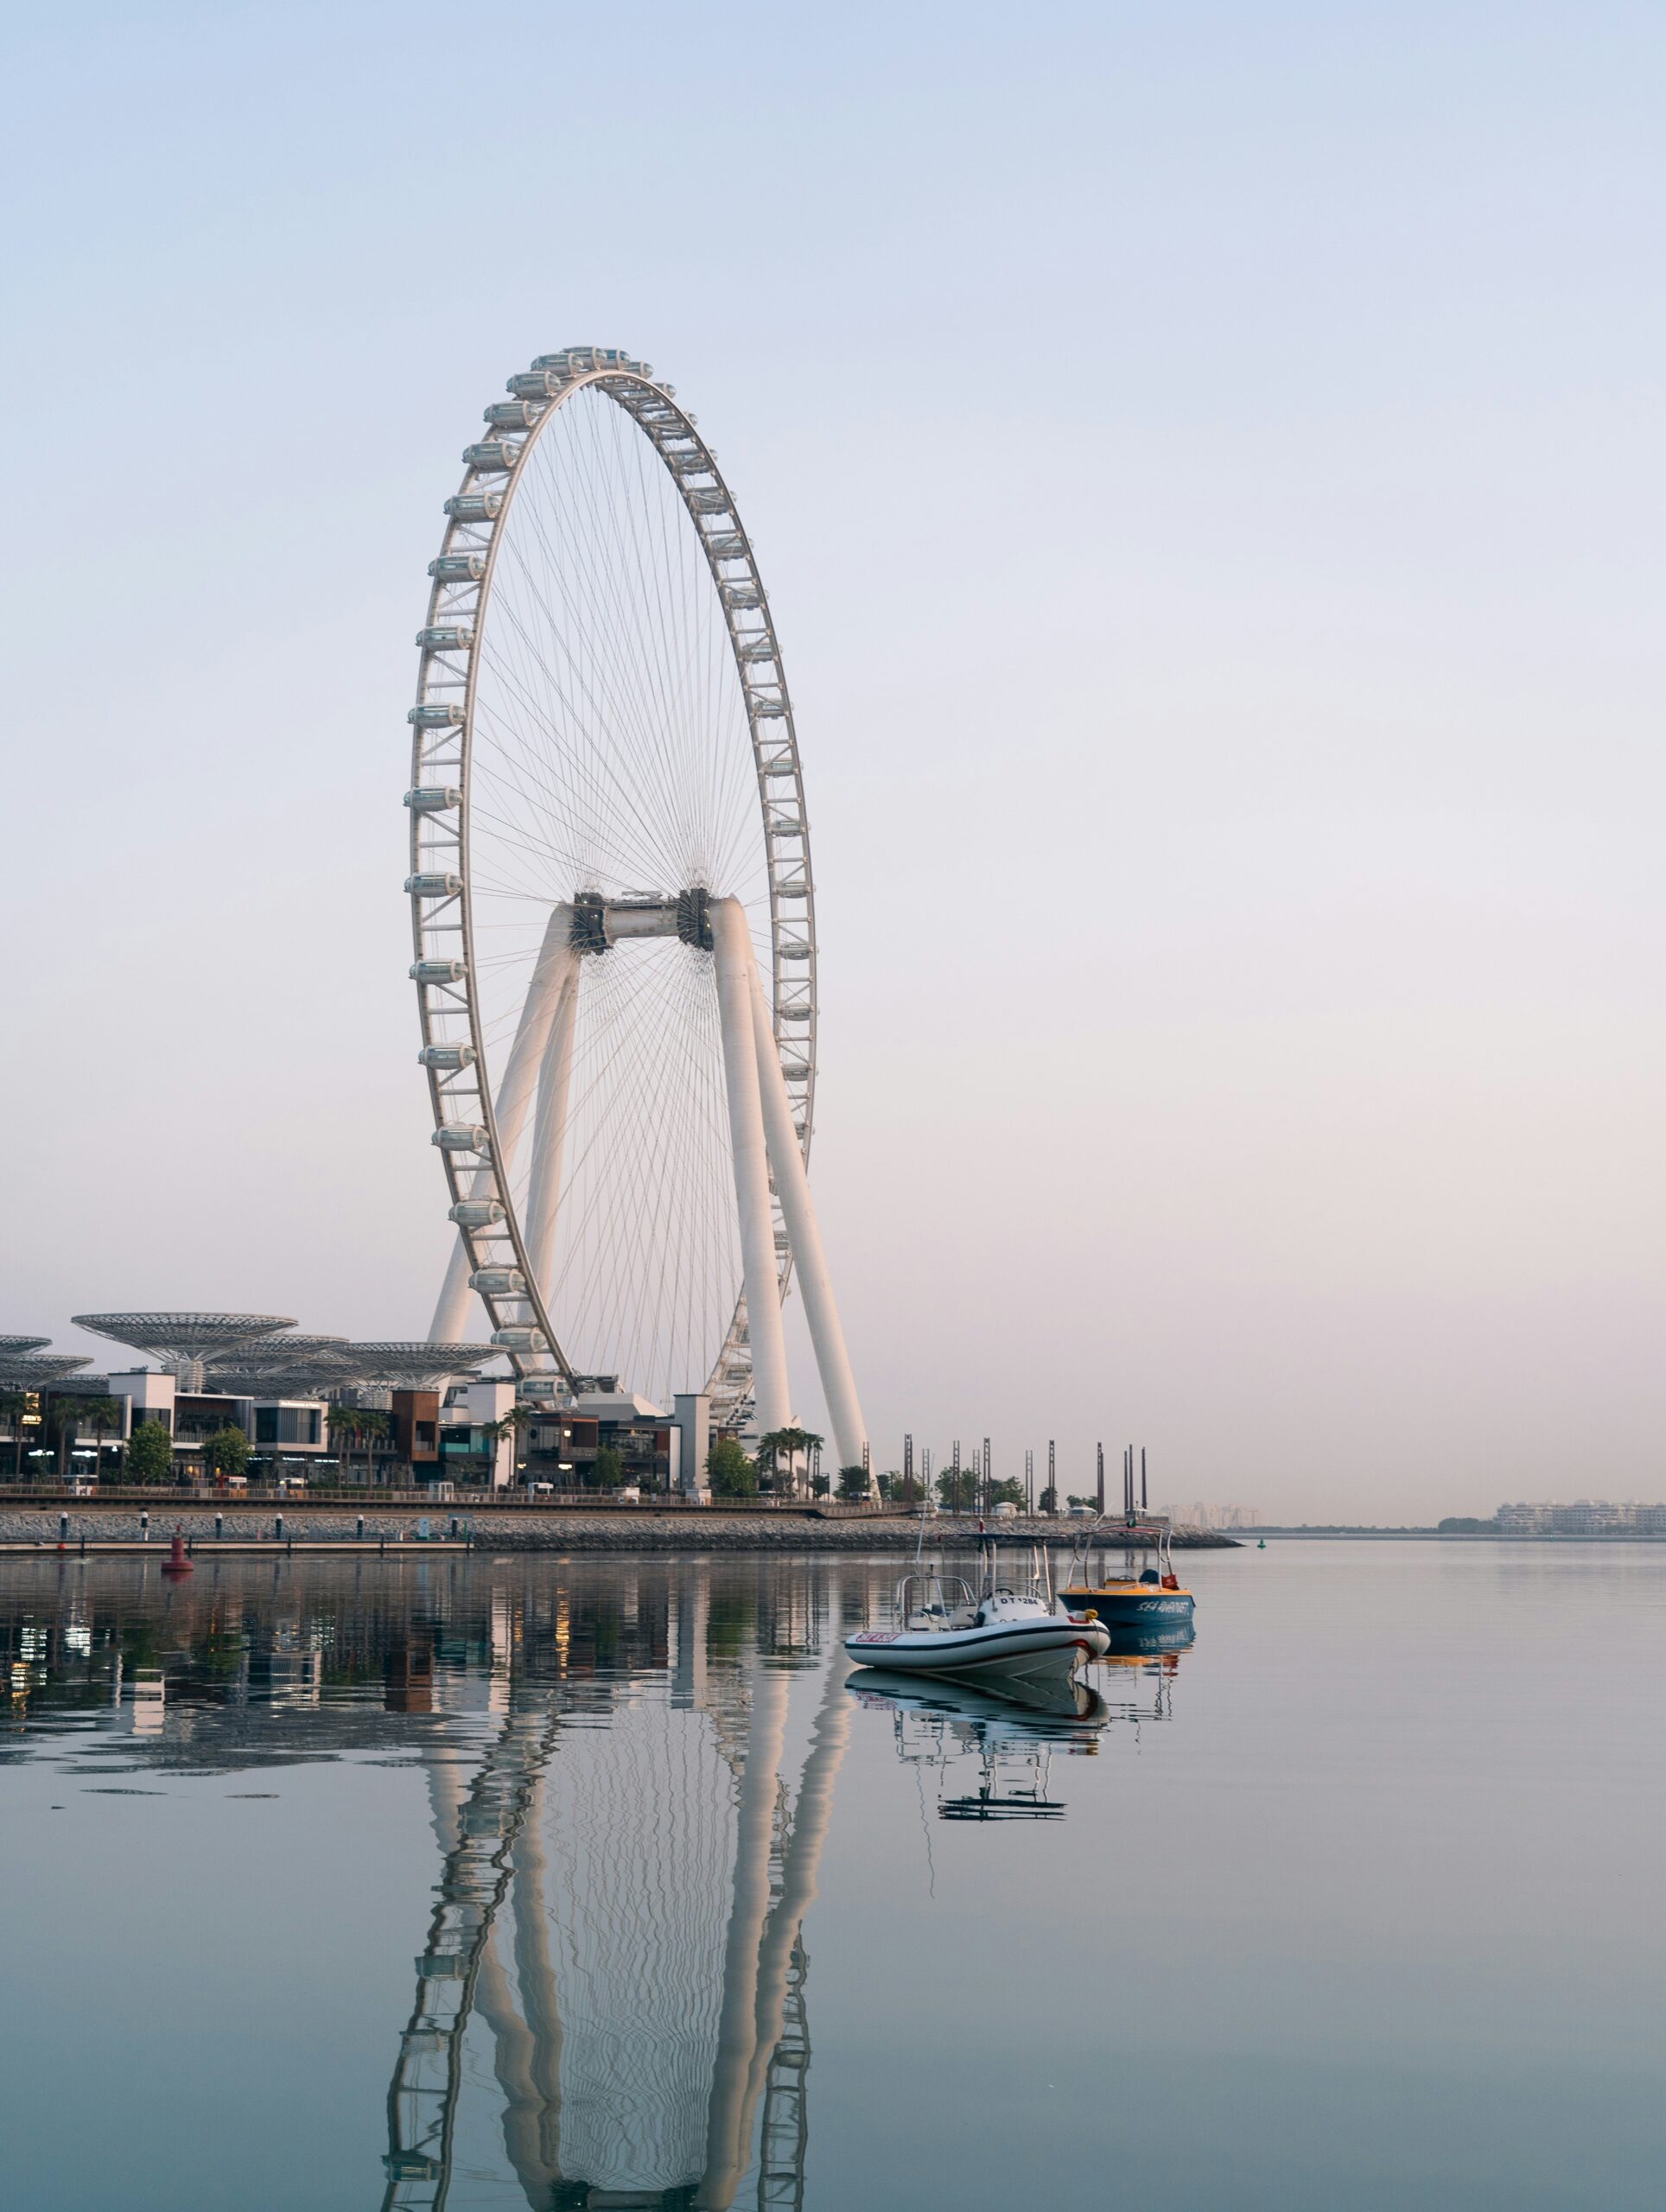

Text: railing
xmin=0 ymin=1482 xmax=901 ymax=1517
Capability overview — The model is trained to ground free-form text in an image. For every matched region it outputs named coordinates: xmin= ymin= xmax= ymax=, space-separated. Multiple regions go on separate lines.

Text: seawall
xmin=0 ymin=1507 xmax=1241 ymax=1554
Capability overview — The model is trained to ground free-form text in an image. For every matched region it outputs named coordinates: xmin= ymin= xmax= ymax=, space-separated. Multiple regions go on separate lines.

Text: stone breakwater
xmin=0 ymin=1509 xmax=1240 ymax=1554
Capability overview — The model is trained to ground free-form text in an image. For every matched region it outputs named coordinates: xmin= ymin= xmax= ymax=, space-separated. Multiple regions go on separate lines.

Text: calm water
xmin=2 ymin=1539 xmax=1663 ymax=2210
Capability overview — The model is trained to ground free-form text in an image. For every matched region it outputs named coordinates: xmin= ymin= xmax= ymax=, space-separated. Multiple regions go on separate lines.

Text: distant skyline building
xmin=1167 ymin=1503 xmax=1264 ymax=1530
xmin=1496 ymin=1500 xmax=1666 ymax=1535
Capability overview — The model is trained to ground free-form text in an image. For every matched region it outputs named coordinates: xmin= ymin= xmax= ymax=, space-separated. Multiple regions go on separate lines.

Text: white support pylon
xmin=524 ymin=964 xmax=579 ymax=1306
xmin=429 ymin=905 xmax=577 ymax=1343
xmin=712 ymin=898 xmax=794 ymax=1439
xmin=745 ymin=959 xmax=868 ymax=1480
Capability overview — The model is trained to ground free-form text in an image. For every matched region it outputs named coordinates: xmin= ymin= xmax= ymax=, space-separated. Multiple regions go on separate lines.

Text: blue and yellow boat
xmin=1056 ymin=1515 xmax=1196 ymax=1630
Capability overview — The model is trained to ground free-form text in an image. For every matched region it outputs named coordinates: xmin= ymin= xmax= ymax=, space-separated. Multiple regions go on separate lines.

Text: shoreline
xmin=1249 ymin=1528 xmax=1666 ymax=1542
xmin=0 ymin=1508 xmax=1243 ymax=1554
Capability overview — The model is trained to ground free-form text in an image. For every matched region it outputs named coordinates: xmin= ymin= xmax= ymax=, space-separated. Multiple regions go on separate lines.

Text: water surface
xmin=1 ymin=1539 xmax=1661 ymax=2209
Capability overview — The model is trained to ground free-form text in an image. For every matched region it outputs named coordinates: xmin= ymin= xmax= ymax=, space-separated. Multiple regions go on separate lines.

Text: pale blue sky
xmin=4 ymin=3 xmax=1663 ymax=1516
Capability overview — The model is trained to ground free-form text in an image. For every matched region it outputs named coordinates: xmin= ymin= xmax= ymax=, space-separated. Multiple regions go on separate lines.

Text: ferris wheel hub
xmin=565 ymin=892 xmax=715 ymax=954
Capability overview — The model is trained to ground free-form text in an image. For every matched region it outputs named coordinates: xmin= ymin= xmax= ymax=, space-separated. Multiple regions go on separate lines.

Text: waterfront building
xmin=436 ymin=1377 xmax=519 ymax=1487
xmin=1496 ymin=1500 xmax=1666 ymax=1535
xmin=521 ymin=1391 xmax=678 ymax=1490
xmin=0 ymin=1370 xmax=331 ymax=1484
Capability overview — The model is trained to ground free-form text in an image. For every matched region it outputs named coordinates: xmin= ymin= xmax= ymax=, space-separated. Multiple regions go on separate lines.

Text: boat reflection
xmin=1103 ymin=1620 xmax=1196 ymax=1659
xmin=1090 ymin=1624 xmax=1192 ymax=1728
xmin=850 ymin=1668 xmax=1109 ymax=1821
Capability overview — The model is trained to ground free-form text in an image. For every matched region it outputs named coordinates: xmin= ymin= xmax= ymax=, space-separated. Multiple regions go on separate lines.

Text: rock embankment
xmin=0 ymin=1507 xmax=1240 ymax=1554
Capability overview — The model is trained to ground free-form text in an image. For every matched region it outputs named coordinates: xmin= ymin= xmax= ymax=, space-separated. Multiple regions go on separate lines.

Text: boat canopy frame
xmin=1064 ymin=1514 xmax=1185 ymax=1594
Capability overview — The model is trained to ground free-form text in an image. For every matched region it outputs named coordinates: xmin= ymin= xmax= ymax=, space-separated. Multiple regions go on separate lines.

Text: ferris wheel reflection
xmin=382 ymin=1560 xmax=849 ymax=2212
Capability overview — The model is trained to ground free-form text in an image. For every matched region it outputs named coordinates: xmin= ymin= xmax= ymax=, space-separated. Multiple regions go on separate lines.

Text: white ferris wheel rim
xmin=406 ymin=348 xmax=817 ymax=1418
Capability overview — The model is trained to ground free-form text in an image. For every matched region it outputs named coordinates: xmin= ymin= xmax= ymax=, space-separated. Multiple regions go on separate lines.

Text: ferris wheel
xmin=407 ymin=346 xmax=865 ymax=1465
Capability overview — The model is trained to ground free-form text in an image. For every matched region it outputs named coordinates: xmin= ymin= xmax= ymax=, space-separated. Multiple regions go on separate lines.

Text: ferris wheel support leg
xmin=745 ymin=960 xmax=869 ymax=1483
xmin=524 ymin=964 xmax=579 ymax=1306
xmin=712 ymin=899 xmax=793 ymax=1437
xmin=428 ymin=906 xmax=575 ymax=1344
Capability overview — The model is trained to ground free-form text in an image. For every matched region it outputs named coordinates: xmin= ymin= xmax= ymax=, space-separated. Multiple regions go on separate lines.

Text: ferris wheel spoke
xmin=485 ymin=537 xmax=664 ymax=887
xmin=475 ymin=609 xmax=685 ymax=894
xmin=526 ymin=415 xmax=696 ymax=833
xmin=568 ymin=407 xmax=695 ymax=838
xmin=538 ymin=442 xmax=718 ymax=887
xmin=608 ymin=408 xmax=727 ymax=871
xmin=486 ymin=553 xmax=675 ymax=872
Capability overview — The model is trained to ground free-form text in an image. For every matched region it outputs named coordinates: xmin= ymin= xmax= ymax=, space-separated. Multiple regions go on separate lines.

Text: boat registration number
xmin=851 ymin=1631 xmax=900 ymax=1643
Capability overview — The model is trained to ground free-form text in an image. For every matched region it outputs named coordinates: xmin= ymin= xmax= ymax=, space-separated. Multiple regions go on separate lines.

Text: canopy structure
xmin=205 ymin=1332 xmax=348 ymax=1365
xmin=0 ymin=1335 xmax=50 ymax=1356
xmin=343 ymin=1342 xmax=499 ymax=1390
xmin=72 ymin=1313 xmax=296 ymax=1392
xmin=200 ymin=1336 xmax=353 ymax=1394
xmin=207 ymin=1370 xmax=356 ymax=1402
xmin=0 ymin=1353 xmax=94 ymax=1389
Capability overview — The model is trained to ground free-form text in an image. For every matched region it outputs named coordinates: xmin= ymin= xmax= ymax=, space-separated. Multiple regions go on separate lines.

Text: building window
xmin=256 ymin=1407 xmax=321 ymax=1446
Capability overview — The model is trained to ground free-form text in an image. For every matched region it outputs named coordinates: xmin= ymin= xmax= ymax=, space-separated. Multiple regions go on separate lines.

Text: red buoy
xmin=162 ymin=1525 xmax=194 ymax=1579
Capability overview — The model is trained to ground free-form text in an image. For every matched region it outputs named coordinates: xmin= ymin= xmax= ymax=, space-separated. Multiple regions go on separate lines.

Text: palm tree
xmin=754 ymin=1428 xmax=784 ymax=1491
xmin=756 ymin=1426 xmax=823 ymax=1498
xmin=44 ymin=1397 xmax=82 ymax=1483
xmin=362 ymin=1409 xmax=392 ymax=1483
xmin=327 ymin=1403 xmax=361 ymax=1477
xmin=328 ymin=1405 xmax=391 ymax=1484
xmin=500 ymin=1402 xmax=534 ymax=1480
xmin=358 ymin=1408 xmax=391 ymax=1483
xmin=481 ymin=1403 xmax=533 ymax=1485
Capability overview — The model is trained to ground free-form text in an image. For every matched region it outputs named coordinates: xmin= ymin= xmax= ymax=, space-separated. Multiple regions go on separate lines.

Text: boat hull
xmin=1058 ymin=1587 xmax=1195 ymax=1626
xmin=843 ymin=1617 xmax=1110 ymax=1687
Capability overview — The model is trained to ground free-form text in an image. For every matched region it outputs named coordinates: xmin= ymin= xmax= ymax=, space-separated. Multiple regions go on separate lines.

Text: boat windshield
xmin=896 ymin=1572 xmax=976 ymax=1629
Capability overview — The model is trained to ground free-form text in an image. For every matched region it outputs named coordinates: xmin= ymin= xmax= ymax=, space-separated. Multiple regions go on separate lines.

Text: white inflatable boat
xmin=845 ymin=1551 xmax=1110 ymax=1688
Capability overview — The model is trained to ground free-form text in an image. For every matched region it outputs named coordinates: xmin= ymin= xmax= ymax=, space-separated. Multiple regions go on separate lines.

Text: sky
xmin=3 ymin=1 xmax=1663 ymax=1520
